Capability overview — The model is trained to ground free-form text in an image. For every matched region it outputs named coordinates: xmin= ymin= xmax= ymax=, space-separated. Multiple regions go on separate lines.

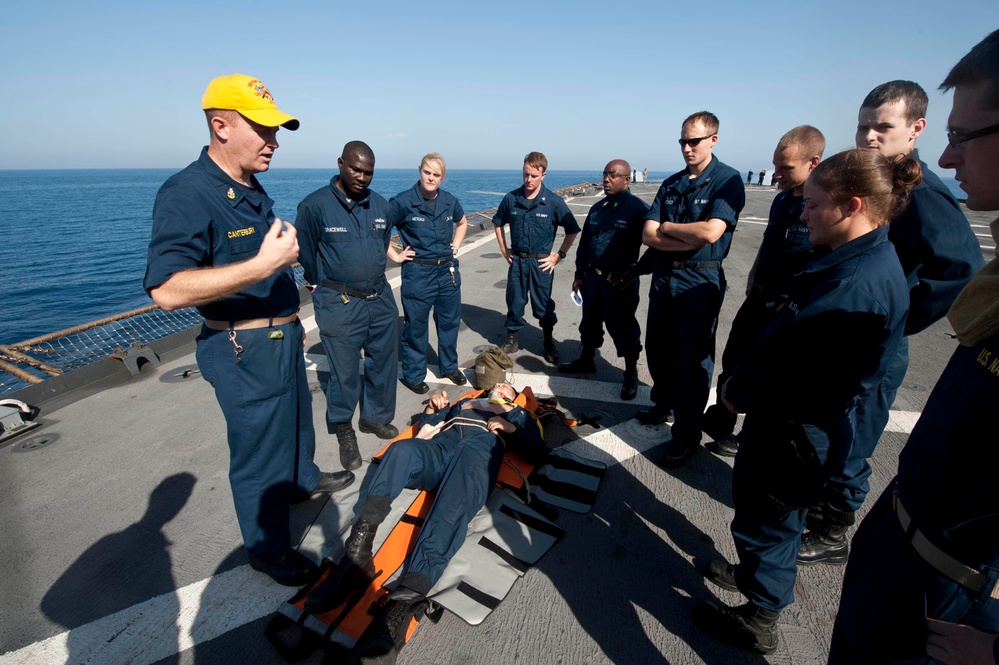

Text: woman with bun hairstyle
xmin=695 ymin=149 xmax=921 ymax=653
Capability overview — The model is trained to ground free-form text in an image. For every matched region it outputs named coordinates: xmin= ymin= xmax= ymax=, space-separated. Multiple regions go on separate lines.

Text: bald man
xmin=559 ymin=159 xmax=653 ymax=400
xmin=296 ymin=141 xmax=400 ymax=472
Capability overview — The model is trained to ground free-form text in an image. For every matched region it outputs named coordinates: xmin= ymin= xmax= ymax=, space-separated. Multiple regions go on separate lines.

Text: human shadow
xmin=188 ymin=482 xmax=341 ymax=664
xmin=457 ymin=303 xmax=510 ymax=351
xmin=40 ymin=473 xmax=196 ymax=665
xmin=536 ymin=462 xmax=768 ymax=664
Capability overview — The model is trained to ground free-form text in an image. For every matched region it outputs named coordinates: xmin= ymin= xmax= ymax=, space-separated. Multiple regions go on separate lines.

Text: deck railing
xmin=0 ymin=184 xmax=595 ymax=397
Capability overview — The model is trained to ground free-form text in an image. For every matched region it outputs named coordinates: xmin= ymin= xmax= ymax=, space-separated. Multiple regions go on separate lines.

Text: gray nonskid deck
xmin=0 ymin=182 xmax=990 ymax=664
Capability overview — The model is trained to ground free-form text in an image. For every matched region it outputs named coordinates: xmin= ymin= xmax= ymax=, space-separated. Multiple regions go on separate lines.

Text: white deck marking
xmin=0 ymin=567 xmax=290 ymax=665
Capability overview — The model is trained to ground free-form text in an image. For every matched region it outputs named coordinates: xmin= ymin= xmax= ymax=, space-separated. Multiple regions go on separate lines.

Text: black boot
xmin=542 ymin=327 xmax=560 ymax=365
xmin=335 ymin=422 xmax=362 ymax=471
xmin=559 ymin=346 xmax=596 ymax=374
xmin=797 ymin=525 xmax=851 ymax=566
xmin=636 ymin=404 xmax=673 ymax=425
xmin=704 ymin=559 xmax=738 ymax=593
xmin=304 ymin=519 xmax=378 ymax=613
xmin=694 ymin=600 xmax=780 ymax=654
xmin=501 ymin=330 xmax=518 ymax=354
xmin=798 ymin=508 xmax=854 ymax=566
xmin=346 ymin=586 xmax=429 ymax=665
xmin=620 ymin=356 xmax=639 ymax=400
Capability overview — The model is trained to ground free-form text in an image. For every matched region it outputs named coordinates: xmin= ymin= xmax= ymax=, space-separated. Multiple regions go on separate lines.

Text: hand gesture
xmin=926 ymin=618 xmax=998 ymax=665
xmin=539 ymin=251 xmax=559 ymax=274
xmin=429 ymin=391 xmax=450 ymax=412
xmin=257 ymin=218 xmax=299 ymax=273
xmin=390 ymin=245 xmax=416 ymax=263
xmin=487 ymin=416 xmax=515 ymax=434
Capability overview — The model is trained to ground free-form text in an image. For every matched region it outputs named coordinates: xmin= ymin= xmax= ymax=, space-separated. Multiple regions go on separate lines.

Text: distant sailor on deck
xmin=295 ymin=141 xmax=401 ymax=471
xmin=639 ymin=111 xmax=745 ymax=467
xmin=387 ymin=153 xmax=470 ymax=395
xmin=143 ymin=74 xmax=354 ymax=587
xmin=493 ymin=152 xmax=580 ymax=365
xmin=558 ymin=159 xmax=653 ymax=400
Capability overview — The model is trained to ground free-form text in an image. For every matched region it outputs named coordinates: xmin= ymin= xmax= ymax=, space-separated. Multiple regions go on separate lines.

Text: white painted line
xmin=886 ymin=410 xmax=920 ymax=435
xmin=0 ymin=567 xmax=290 ymax=665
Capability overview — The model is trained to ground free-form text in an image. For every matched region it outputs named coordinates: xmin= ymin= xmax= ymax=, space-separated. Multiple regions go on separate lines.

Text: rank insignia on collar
xmin=227 ymin=187 xmax=236 ymax=200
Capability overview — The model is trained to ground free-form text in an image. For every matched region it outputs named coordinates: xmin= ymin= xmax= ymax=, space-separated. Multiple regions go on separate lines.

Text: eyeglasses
xmin=678 ymin=135 xmax=715 ymax=148
xmin=602 ymin=171 xmax=628 ymax=179
xmin=946 ymin=123 xmax=999 ymax=149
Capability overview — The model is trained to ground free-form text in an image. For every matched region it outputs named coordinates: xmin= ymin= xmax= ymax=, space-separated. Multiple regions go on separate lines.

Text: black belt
xmin=515 ymin=252 xmax=549 ymax=259
xmin=321 ymin=280 xmax=381 ymax=300
xmin=591 ymin=267 xmax=630 ymax=277
xmin=671 ymin=260 xmax=720 ymax=270
xmin=411 ymin=257 xmax=452 ymax=266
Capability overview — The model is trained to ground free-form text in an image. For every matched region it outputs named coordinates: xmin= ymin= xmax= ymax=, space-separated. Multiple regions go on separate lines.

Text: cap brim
xmin=241 ymin=108 xmax=300 ymax=131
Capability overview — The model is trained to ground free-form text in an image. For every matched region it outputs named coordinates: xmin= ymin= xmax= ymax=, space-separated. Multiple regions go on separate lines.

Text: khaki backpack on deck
xmin=474 ymin=347 xmax=513 ymax=389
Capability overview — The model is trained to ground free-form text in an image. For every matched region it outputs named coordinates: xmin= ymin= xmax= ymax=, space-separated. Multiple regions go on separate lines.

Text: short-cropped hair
xmin=524 ymin=152 xmax=548 ymax=173
xmin=683 ymin=111 xmax=720 ymax=135
xmin=940 ymin=29 xmax=999 ymax=111
xmin=861 ymin=81 xmax=928 ymax=123
xmin=776 ymin=125 xmax=826 ymax=161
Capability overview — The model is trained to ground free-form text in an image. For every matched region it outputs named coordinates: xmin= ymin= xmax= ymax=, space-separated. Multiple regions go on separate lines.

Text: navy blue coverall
xmin=492 ymin=184 xmax=580 ymax=333
xmin=723 ymin=226 xmax=909 ymax=613
xmin=295 ymin=176 xmax=398 ymax=428
xmin=574 ymin=190 xmax=652 ymax=359
xmin=644 ymin=156 xmax=745 ymax=447
xmin=144 ymin=148 xmax=321 ymax=560
xmin=821 ymin=159 xmax=984 ymax=518
xmin=704 ymin=190 xmax=821 ymax=437
xmin=355 ymin=396 xmax=546 ymax=588
xmin=830 ymin=325 xmax=999 ymax=662
xmin=388 ymin=184 xmax=465 ymax=385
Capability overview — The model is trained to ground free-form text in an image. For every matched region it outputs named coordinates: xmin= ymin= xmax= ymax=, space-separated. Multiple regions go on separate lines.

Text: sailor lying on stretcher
xmin=305 ymin=381 xmax=546 ymax=661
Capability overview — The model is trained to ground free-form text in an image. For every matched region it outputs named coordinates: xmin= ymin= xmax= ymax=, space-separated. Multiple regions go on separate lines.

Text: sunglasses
xmin=946 ymin=123 xmax=999 ymax=149
xmin=678 ymin=135 xmax=715 ymax=148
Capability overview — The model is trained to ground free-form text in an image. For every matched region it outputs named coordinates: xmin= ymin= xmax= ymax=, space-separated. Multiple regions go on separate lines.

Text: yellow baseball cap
xmin=201 ymin=74 xmax=300 ymax=131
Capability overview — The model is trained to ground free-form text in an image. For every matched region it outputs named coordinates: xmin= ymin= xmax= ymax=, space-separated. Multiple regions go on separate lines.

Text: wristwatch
xmin=557 ymin=250 xmax=566 ymax=260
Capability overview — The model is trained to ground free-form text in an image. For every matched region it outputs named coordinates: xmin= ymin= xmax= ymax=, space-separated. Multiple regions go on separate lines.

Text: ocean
xmin=0 ymin=167 xmax=967 ymax=346
xmin=0 ymin=167 xmax=607 ymax=345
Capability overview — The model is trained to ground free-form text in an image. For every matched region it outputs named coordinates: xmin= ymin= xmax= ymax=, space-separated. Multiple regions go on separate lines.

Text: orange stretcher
xmin=267 ymin=387 xmax=602 ymax=662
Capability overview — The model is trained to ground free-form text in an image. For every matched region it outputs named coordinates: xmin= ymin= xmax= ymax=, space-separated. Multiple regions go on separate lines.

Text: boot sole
xmin=796 ymin=554 xmax=848 ymax=566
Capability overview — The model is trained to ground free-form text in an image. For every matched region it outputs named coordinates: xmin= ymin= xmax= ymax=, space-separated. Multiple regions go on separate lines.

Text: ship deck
xmin=1 ymin=182 xmax=993 ymax=665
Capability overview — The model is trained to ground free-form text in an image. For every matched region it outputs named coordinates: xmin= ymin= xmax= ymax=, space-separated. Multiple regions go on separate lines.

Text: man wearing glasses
xmin=830 ymin=30 xmax=999 ymax=662
xmin=798 ymin=81 xmax=984 ymax=568
xmin=559 ymin=159 xmax=653 ymax=400
xmin=639 ymin=111 xmax=745 ymax=467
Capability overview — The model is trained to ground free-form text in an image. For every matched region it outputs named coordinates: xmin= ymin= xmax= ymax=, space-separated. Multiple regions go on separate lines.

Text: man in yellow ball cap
xmin=143 ymin=74 xmax=355 ymax=587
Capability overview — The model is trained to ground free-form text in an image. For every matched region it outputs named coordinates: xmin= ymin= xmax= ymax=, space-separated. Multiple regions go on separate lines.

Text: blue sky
xmin=3 ymin=1 xmax=997 ymax=176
